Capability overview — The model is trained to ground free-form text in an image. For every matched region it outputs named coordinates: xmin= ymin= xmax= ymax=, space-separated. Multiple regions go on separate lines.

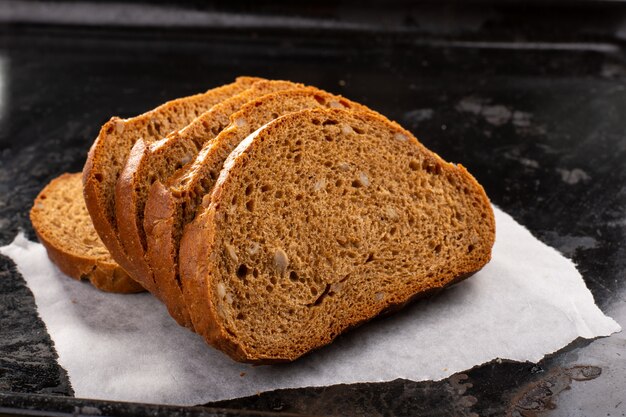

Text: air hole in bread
xmin=353 ymin=126 xmax=365 ymax=134
xmin=260 ymin=184 xmax=272 ymax=192
xmin=313 ymin=94 xmax=326 ymax=105
xmin=312 ymin=284 xmax=331 ymax=306
xmin=322 ymin=119 xmax=338 ymax=126
xmin=289 ymin=271 xmax=299 ymax=282
xmin=94 ymin=174 xmax=103 ymax=182
xmin=409 ymin=160 xmax=420 ymax=171
xmin=236 ymin=264 xmax=249 ymax=279
xmin=246 ymin=200 xmax=255 ymax=211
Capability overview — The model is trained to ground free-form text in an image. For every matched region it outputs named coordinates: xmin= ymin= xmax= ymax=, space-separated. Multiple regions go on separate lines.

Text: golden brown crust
xmin=144 ymin=181 xmax=195 ymax=328
xmin=83 ymin=77 xmax=261 ymax=294
xmin=180 ymin=108 xmax=495 ymax=363
xmin=30 ymin=173 xmax=143 ymax=294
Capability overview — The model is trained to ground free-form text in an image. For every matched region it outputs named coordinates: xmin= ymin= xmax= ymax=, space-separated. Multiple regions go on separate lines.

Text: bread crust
xmin=83 ymin=77 xmax=260 ymax=294
xmin=30 ymin=173 xmax=143 ymax=293
xmin=180 ymin=108 xmax=495 ymax=363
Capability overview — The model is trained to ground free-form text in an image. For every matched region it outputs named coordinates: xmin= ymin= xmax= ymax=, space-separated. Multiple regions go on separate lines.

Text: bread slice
xmin=179 ymin=108 xmax=495 ymax=363
xmin=116 ymin=80 xmax=302 ymax=326
xmin=29 ymin=173 xmax=144 ymax=293
xmin=144 ymin=88 xmax=367 ymax=331
xmin=83 ymin=76 xmax=260 ymax=293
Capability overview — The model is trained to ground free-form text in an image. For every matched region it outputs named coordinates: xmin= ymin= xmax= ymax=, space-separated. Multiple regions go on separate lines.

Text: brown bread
xmin=116 ymin=80 xmax=302 ymax=327
xmin=30 ymin=173 xmax=143 ymax=293
xmin=179 ymin=108 xmax=495 ymax=363
xmin=83 ymin=76 xmax=259 ymax=293
xmin=144 ymin=88 xmax=367 ymax=330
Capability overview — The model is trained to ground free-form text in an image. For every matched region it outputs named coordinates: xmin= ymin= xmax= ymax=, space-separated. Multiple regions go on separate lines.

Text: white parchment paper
xmin=0 ymin=207 xmax=620 ymax=405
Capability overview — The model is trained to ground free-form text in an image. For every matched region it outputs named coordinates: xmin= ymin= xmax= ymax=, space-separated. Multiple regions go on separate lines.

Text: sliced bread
xmin=30 ymin=173 xmax=144 ymax=293
xmin=83 ymin=76 xmax=260 ymax=293
xmin=179 ymin=108 xmax=495 ymax=363
xmin=116 ymin=80 xmax=302 ymax=326
xmin=144 ymin=88 xmax=367 ymax=331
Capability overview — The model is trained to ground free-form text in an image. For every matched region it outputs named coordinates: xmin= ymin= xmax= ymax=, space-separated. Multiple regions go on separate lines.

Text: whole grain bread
xmin=83 ymin=76 xmax=260 ymax=293
xmin=30 ymin=173 xmax=144 ymax=293
xmin=144 ymin=88 xmax=367 ymax=330
xmin=116 ymin=80 xmax=302 ymax=326
xmin=179 ymin=108 xmax=495 ymax=363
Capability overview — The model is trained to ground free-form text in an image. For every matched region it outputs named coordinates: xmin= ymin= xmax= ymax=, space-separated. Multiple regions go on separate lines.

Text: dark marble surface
xmin=1 ymin=3 xmax=626 ymax=416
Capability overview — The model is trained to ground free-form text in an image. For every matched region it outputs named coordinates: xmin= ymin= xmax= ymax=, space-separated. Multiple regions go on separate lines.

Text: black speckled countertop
xmin=1 ymin=2 xmax=625 ymax=416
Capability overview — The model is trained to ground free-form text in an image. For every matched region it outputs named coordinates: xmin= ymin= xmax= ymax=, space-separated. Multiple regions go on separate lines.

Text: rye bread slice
xmin=144 ymin=88 xmax=367 ymax=330
xmin=116 ymin=80 xmax=302 ymax=327
xmin=30 ymin=173 xmax=143 ymax=293
xmin=83 ymin=76 xmax=259 ymax=293
xmin=179 ymin=108 xmax=495 ymax=363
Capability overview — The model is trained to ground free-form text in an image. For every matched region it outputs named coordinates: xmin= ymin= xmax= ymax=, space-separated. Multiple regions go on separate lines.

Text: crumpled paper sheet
xmin=0 ymin=207 xmax=620 ymax=405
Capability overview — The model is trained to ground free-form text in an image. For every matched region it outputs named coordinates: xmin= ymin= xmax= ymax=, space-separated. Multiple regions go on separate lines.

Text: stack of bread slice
xmin=31 ymin=77 xmax=495 ymax=363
